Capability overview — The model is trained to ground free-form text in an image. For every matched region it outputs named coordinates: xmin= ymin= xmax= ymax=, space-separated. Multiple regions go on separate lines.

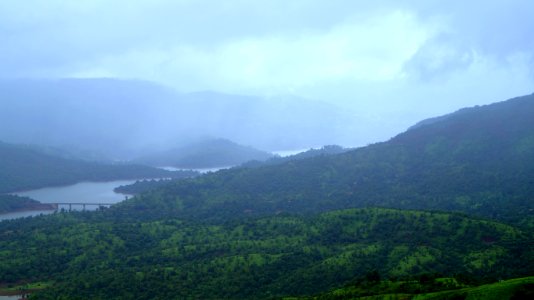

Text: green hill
xmin=0 ymin=208 xmax=530 ymax=299
xmin=121 ymin=93 xmax=534 ymax=226
xmin=0 ymin=141 xmax=196 ymax=193
xmin=135 ymin=138 xmax=273 ymax=168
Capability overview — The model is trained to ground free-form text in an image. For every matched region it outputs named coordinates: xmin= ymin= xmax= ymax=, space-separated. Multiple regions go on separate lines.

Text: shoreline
xmin=0 ymin=204 xmax=56 ymax=216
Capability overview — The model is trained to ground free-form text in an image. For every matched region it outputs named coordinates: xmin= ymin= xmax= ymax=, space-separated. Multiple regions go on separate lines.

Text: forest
xmin=0 ymin=208 xmax=532 ymax=299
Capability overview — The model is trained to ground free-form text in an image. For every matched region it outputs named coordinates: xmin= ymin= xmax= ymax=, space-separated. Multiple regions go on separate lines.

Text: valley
xmin=1 ymin=3 xmax=533 ymax=297
xmin=0 ymin=93 xmax=533 ymax=299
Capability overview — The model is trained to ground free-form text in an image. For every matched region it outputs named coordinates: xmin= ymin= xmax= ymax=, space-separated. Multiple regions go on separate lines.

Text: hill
xmin=135 ymin=138 xmax=273 ymax=168
xmin=0 ymin=208 xmax=531 ymax=299
xmin=116 ymin=145 xmax=348 ymax=195
xmin=0 ymin=141 xmax=196 ymax=193
xmin=120 ymin=93 xmax=534 ymax=226
xmin=0 ymin=195 xmax=54 ymax=214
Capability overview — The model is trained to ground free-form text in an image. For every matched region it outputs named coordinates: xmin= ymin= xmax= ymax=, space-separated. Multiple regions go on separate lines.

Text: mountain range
xmin=0 ymin=78 xmax=362 ymax=160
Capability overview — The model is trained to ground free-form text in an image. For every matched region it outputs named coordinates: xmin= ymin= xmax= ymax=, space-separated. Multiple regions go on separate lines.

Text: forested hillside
xmin=117 ymin=145 xmax=348 ymax=195
xmin=0 ymin=208 xmax=531 ymax=299
xmin=0 ymin=141 xmax=196 ymax=193
xmin=121 ymin=94 xmax=534 ymax=226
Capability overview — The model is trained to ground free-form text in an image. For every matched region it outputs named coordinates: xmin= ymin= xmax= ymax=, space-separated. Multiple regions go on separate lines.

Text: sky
xmin=1 ymin=0 xmax=534 ymax=135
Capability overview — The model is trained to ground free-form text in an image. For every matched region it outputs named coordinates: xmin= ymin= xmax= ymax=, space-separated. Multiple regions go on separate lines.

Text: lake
xmin=272 ymin=148 xmax=309 ymax=157
xmin=159 ymin=166 xmax=232 ymax=173
xmin=1 ymin=155 xmax=301 ymax=222
xmin=0 ymin=180 xmax=137 ymax=221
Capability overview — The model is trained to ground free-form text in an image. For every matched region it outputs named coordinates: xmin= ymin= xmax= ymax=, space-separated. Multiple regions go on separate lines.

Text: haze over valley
xmin=1 ymin=1 xmax=533 ymax=299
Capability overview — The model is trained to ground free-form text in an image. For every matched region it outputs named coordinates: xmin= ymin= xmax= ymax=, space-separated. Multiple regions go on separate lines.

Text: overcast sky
xmin=1 ymin=0 xmax=533 ymax=132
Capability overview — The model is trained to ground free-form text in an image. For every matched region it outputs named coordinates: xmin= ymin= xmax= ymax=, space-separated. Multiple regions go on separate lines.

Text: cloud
xmin=68 ymin=10 xmax=433 ymax=95
xmin=0 ymin=0 xmax=533 ymax=136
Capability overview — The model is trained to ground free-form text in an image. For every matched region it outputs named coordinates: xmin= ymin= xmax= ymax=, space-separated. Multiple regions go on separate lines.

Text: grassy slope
xmin=293 ymin=276 xmax=534 ymax=299
xmin=415 ymin=276 xmax=534 ymax=300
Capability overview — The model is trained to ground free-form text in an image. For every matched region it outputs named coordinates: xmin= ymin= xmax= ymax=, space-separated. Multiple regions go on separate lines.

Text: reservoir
xmin=159 ymin=166 xmax=231 ymax=173
xmin=0 ymin=180 xmax=137 ymax=221
xmin=15 ymin=180 xmax=137 ymax=205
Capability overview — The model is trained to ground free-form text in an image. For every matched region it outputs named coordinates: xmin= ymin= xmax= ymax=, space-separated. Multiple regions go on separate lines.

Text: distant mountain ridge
xmin=135 ymin=138 xmax=273 ymax=168
xmin=0 ymin=78 xmax=361 ymax=159
xmin=0 ymin=141 xmax=195 ymax=193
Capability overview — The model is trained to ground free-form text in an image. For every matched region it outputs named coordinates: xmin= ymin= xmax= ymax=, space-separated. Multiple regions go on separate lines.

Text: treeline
xmin=0 ymin=208 xmax=531 ymax=299
xmin=241 ymin=145 xmax=350 ymax=168
xmin=113 ymin=178 xmax=186 ymax=195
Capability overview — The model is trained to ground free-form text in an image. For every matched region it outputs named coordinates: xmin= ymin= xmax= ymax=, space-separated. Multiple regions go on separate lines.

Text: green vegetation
xmin=116 ymin=146 xmax=348 ymax=195
xmin=0 ymin=281 xmax=52 ymax=296
xmin=0 ymin=208 xmax=531 ymax=299
xmin=293 ymin=276 xmax=534 ymax=299
xmin=0 ymin=195 xmax=54 ymax=214
xmin=0 ymin=94 xmax=533 ymax=298
xmin=0 ymin=141 xmax=196 ymax=193
xmin=135 ymin=138 xmax=273 ymax=168
xmin=120 ymin=94 xmax=534 ymax=227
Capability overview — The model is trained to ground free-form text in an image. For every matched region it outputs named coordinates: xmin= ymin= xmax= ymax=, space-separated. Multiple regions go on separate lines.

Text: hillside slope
xmin=121 ymin=93 xmax=534 ymax=225
xmin=0 ymin=208 xmax=530 ymax=299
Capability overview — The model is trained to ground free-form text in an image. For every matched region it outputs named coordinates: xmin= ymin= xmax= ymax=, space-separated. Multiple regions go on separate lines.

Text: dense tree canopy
xmin=0 ymin=208 xmax=531 ymax=299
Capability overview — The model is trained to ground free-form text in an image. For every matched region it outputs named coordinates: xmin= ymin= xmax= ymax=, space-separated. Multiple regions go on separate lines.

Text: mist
xmin=0 ymin=78 xmax=366 ymax=159
xmin=0 ymin=0 xmax=533 ymax=158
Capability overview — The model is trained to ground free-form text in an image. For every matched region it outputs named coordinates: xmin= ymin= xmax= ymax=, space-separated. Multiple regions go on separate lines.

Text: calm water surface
xmin=0 ymin=180 xmax=137 ymax=221
xmin=0 ymin=295 xmax=26 ymax=299
xmin=15 ymin=180 xmax=137 ymax=204
xmin=160 ymin=166 xmax=232 ymax=173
